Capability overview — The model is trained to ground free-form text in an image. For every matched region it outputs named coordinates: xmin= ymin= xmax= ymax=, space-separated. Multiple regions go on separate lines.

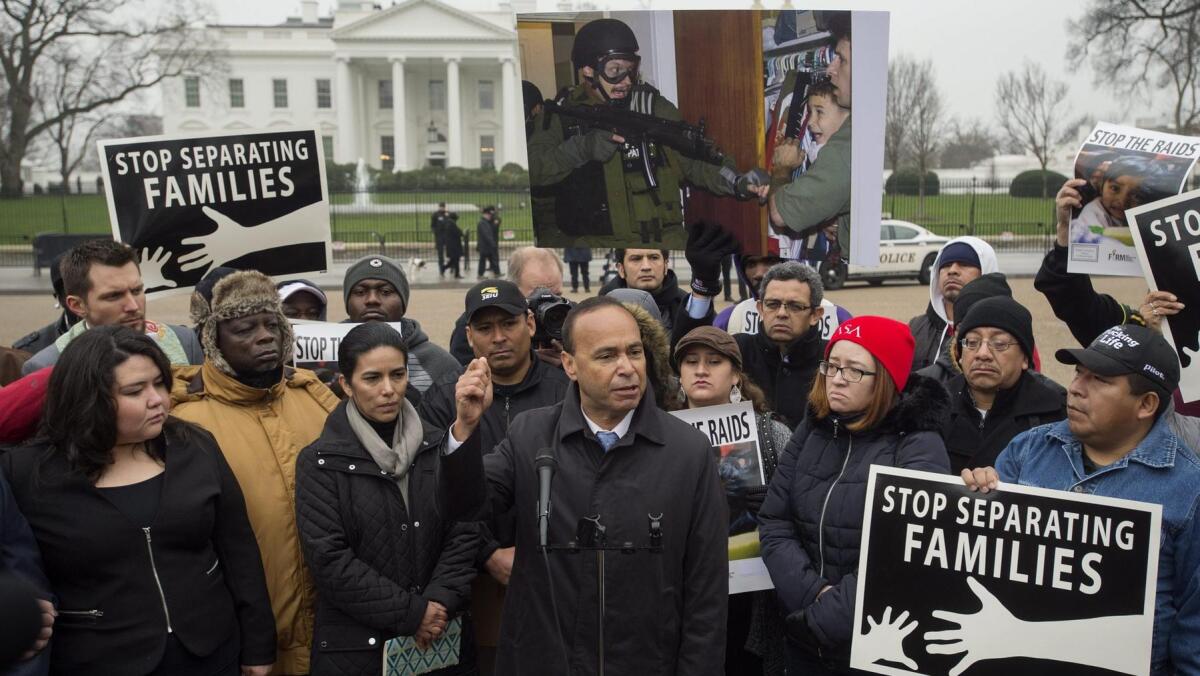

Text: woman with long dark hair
xmin=0 ymin=325 xmax=275 ymax=676
xmin=758 ymin=317 xmax=950 ymax=674
xmin=295 ymin=322 xmax=478 ymax=676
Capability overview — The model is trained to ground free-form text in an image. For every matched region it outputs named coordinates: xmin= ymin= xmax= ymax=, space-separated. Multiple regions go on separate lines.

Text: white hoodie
xmin=925 ymin=236 xmax=1000 ymax=357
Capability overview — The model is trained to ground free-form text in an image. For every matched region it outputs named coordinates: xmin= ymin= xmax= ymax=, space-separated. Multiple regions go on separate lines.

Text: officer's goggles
xmin=595 ymin=54 xmax=640 ymax=84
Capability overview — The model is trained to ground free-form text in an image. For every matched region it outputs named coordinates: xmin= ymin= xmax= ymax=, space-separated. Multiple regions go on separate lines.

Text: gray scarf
xmin=345 ymin=399 xmax=425 ymax=509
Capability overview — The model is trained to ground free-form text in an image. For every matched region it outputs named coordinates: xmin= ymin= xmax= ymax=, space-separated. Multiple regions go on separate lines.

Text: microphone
xmin=535 ymin=450 xmax=558 ymax=550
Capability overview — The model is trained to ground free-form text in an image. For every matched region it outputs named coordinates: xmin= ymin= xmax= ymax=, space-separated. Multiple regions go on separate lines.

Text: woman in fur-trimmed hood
xmin=171 ymin=269 xmax=339 ymax=675
xmin=757 ymin=316 xmax=950 ymax=675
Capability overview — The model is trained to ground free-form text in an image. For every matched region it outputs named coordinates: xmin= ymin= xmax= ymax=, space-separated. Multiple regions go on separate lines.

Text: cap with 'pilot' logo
xmin=1056 ymin=324 xmax=1180 ymax=394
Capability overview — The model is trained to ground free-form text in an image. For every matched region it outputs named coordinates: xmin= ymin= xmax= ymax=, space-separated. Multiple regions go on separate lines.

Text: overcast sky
xmin=210 ymin=0 xmax=1154 ymax=130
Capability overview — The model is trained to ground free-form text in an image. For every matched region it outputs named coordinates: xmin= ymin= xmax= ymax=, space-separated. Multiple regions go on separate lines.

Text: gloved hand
xmin=742 ymin=485 xmax=769 ymax=516
xmin=735 ymin=167 xmax=770 ymax=201
xmin=685 ymin=221 xmax=740 ymax=297
xmin=561 ymin=129 xmax=622 ymax=168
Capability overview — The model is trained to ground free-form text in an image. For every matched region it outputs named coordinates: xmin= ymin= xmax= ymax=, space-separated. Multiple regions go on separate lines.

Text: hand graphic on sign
xmin=856 ymin=606 xmax=919 ymax=671
xmin=924 ymin=576 xmax=1147 ymax=676
xmin=177 ymin=202 xmax=327 ymax=274
xmin=138 ymin=247 xmax=178 ymax=290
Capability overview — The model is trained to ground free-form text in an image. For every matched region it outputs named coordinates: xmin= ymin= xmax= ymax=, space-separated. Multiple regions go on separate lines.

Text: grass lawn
xmin=0 ymin=190 xmax=1054 ymax=242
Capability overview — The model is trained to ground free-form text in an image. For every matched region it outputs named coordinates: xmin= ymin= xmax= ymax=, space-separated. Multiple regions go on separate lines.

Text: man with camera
xmin=421 ymin=279 xmax=570 ymax=671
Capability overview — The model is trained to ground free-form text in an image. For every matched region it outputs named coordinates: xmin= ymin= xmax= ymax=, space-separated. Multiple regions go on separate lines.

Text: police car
xmin=820 ymin=220 xmax=950 ymax=290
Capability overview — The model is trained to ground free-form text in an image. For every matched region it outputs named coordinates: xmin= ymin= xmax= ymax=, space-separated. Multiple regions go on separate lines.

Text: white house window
xmin=379 ymin=79 xmax=393 ymax=109
xmin=381 ymin=135 xmax=394 ymax=172
xmin=322 ymin=135 xmax=334 ymax=160
xmin=184 ymin=77 xmax=200 ymax=108
xmin=316 ymin=79 xmax=331 ymax=109
xmin=429 ymin=80 xmax=445 ymax=111
xmin=273 ymin=79 xmax=288 ymax=108
xmin=229 ymin=79 xmax=244 ymax=108
xmin=478 ymin=80 xmax=494 ymax=110
xmin=480 ymin=134 xmax=495 ymax=170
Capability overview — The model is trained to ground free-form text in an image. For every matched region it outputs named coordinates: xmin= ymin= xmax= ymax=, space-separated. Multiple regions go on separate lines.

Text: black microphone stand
xmin=540 ymin=513 xmax=664 ymax=676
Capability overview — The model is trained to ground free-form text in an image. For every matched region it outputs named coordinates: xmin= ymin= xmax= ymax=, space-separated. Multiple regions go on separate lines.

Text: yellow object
xmin=729 ymin=530 xmax=762 ymax=560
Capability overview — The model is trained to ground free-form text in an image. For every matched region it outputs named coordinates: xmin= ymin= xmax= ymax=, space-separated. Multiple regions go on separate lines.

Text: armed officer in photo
xmin=529 ymin=18 xmax=765 ymax=248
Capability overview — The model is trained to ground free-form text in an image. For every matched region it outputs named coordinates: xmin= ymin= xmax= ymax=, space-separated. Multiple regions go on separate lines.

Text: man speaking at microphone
xmin=445 ymin=295 xmax=728 ymax=675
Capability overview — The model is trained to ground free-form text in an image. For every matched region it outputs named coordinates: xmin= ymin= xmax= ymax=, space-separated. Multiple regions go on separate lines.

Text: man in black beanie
xmin=917 ymin=272 xmax=1014 ymax=385
xmin=941 ymin=296 xmax=1066 ymax=473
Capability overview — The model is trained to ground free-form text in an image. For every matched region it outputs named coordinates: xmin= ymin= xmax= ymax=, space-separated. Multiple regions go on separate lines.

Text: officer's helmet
xmin=571 ymin=18 xmax=640 ymax=88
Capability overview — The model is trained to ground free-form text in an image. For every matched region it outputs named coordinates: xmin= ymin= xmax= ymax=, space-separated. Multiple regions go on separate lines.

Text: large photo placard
xmin=98 ymin=128 xmax=333 ymax=295
xmin=851 ymin=466 xmax=1161 ymax=676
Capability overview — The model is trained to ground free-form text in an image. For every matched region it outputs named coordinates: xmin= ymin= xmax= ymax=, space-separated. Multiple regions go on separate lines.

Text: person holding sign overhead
xmin=672 ymin=326 xmax=792 ymax=675
xmin=758 ymin=316 xmax=950 ymax=675
xmin=963 ymin=324 xmax=1200 ymax=675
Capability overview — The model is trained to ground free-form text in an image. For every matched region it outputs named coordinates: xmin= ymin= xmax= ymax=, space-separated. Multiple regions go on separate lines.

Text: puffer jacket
xmin=758 ymin=374 xmax=950 ymax=672
xmin=171 ymin=361 xmax=339 ymax=675
xmin=907 ymin=237 xmax=999 ymax=372
xmin=295 ymin=401 xmax=480 ymax=676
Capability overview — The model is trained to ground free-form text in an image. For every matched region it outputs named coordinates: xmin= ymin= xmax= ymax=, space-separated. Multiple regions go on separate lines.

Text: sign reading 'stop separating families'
xmin=1067 ymin=122 xmax=1200 ymax=277
xmin=851 ymin=466 xmax=1161 ymax=676
xmin=97 ymin=128 xmax=333 ymax=295
xmin=1128 ymin=188 xmax=1200 ymax=403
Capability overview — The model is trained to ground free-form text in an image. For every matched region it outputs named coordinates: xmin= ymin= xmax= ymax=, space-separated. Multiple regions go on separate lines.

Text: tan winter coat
xmin=171 ymin=361 xmax=339 ymax=675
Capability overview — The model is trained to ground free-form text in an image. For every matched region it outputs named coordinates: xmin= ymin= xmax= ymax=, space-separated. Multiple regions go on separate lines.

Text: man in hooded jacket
xmin=171 ymin=270 xmax=340 ymax=675
xmin=907 ymin=236 xmax=999 ymax=372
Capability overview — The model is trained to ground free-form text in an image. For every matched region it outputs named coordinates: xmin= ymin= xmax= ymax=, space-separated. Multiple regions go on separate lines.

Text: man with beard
xmin=940 ymin=296 xmax=1066 ymax=474
xmin=907 ymin=236 xmax=998 ymax=372
xmin=170 ymin=270 xmax=339 ymax=675
xmin=22 ymin=239 xmax=202 ymax=375
xmin=528 ymin=17 xmax=765 ymax=248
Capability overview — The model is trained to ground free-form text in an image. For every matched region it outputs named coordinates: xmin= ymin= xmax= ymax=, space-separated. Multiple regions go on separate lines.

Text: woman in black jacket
xmin=295 ymin=322 xmax=478 ymax=676
xmin=758 ymin=316 xmax=951 ymax=675
xmin=0 ymin=326 xmax=275 ymax=676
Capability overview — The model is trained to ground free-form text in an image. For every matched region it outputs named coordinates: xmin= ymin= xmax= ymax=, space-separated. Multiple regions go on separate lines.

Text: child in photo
xmin=1071 ymin=155 xmax=1152 ymax=243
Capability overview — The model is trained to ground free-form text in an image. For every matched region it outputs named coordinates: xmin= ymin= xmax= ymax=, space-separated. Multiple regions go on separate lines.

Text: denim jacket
xmin=997 ymin=416 xmax=1200 ymax=675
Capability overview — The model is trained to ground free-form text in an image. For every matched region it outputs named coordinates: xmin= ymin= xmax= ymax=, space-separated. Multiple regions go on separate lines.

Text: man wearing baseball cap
xmin=416 ymin=280 xmax=569 ymax=671
xmin=964 ymin=324 xmax=1200 ymax=674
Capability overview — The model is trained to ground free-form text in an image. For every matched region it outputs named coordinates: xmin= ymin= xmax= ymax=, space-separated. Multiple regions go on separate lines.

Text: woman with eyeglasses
xmin=671 ymin=326 xmax=793 ymax=675
xmin=757 ymin=316 xmax=950 ymax=675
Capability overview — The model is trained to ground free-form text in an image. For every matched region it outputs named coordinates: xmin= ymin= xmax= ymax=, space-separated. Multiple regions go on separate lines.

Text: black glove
xmin=685 ymin=221 xmax=740 ymax=297
xmin=562 ymin=129 xmax=621 ymax=168
xmin=742 ymin=485 xmax=769 ymax=516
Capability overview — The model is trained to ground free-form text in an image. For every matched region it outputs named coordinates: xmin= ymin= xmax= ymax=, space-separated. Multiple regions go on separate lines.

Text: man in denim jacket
xmin=965 ymin=324 xmax=1200 ymax=675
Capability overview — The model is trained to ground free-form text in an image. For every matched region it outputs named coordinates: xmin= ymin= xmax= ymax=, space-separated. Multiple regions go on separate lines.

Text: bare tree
xmin=37 ymin=48 xmax=114 ymax=193
xmin=0 ymin=0 xmax=218 ymax=197
xmin=908 ymin=58 xmax=944 ymax=214
xmin=1069 ymin=0 xmax=1200 ymax=134
xmin=885 ymin=55 xmax=919 ymax=173
xmin=940 ymin=117 xmax=997 ymax=170
xmin=994 ymin=62 xmax=1087 ymax=197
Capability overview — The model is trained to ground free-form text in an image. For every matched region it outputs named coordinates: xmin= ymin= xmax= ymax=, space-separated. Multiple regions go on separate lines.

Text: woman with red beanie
xmin=757 ymin=316 xmax=951 ymax=674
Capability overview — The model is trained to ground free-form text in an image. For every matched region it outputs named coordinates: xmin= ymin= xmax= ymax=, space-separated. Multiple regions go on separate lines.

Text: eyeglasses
xmin=960 ymin=337 xmax=1018 ymax=353
xmin=762 ymin=299 xmax=813 ymax=314
xmin=818 ymin=360 xmax=876 ymax=383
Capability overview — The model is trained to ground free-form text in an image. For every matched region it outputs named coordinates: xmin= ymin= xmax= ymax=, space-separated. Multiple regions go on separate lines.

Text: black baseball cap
xmin=464 ymin=279 xmax=527 ymax=322
xmin=1056 ymin=324 xmax=1180 ymax=394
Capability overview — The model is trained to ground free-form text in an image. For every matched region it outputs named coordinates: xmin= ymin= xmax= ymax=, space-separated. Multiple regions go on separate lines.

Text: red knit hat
xmin=825 ymin=316 xmax=915 ymax=392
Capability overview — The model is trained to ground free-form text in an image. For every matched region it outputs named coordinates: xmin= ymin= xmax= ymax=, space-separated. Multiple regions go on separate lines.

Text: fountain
xmin=331 ymin=156 xmax=477 ymax=216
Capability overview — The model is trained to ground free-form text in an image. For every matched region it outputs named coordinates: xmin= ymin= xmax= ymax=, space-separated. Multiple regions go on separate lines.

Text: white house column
xmin=445 ymin=57 xmax=462 ymax=167
xmin=335 ymin=56 xmax=357 ymax=163
xmin=356 ymin=69 xmax=370 ymax=166
xmin=500 ymin=56 xmax=523 ymax=168
xmin=390 ymin=56 xmax=407 ymax=172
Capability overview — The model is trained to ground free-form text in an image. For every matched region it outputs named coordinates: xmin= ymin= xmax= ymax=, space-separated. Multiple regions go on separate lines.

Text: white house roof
xmin=331 ymin=0 xmax=515 ymax=42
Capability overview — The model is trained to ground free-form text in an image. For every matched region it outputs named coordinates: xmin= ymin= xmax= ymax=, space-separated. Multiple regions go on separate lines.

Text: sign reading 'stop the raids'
xmin=851 ymin=467 xmax=1161 ymax=676
xmin=291 ymin=320 xmax=404 ymax=372
xmin=1128 ymin=188 xmax=1200 ymax=403
xmin=97 ymin=128 xmax=333 ymax=295
xmin=1067 ymin=122 xmax=1200 ymax=277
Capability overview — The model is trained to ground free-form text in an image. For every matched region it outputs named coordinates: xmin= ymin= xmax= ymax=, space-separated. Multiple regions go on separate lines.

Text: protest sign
xmin=292 ymin=321 xmax=404 ymax=372
xmin=1128 ymin=188 xmax=1200 ymax=403
xmin=670 ymin=401 xmax=772 ymax=593
xmin=1067 ymin=122 xmax=1200 ymax=277
xmin=850 ymin=466 xmax=1161 ymax=676
xmin=97 ymin=128 xmax=333 ymax=295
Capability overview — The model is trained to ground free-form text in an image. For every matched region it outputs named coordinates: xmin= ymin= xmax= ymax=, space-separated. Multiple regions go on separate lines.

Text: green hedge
xmin=1009 ymin=169 xmax=1069 ymax=198
xmin=885 ymin=169 xmax=940 ymax=196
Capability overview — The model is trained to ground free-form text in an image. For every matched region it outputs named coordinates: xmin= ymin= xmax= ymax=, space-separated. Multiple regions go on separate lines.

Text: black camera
xmin=527 ymin=286 xmax=575 ymax=348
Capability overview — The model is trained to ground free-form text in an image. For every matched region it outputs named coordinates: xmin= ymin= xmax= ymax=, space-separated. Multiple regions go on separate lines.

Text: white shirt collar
xmin=581 ymin=407 xmax=635 ymax=440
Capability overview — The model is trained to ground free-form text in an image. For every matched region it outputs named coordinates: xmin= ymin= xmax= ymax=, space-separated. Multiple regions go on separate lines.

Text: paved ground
xmin=1 ymin=265 xmax=1149 ymax=388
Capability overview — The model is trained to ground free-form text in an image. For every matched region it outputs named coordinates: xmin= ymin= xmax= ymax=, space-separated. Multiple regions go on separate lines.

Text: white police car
xmin=820 ymin=220 xmax=950 ymax=290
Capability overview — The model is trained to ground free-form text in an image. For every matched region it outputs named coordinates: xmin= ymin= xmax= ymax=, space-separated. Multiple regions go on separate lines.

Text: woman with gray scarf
xmin=295 ymin=322 xmax=480 ymax=676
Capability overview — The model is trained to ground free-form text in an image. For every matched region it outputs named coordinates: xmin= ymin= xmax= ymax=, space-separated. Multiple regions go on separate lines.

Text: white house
xmin=161 ymin=0 xmax=529 ymax=172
